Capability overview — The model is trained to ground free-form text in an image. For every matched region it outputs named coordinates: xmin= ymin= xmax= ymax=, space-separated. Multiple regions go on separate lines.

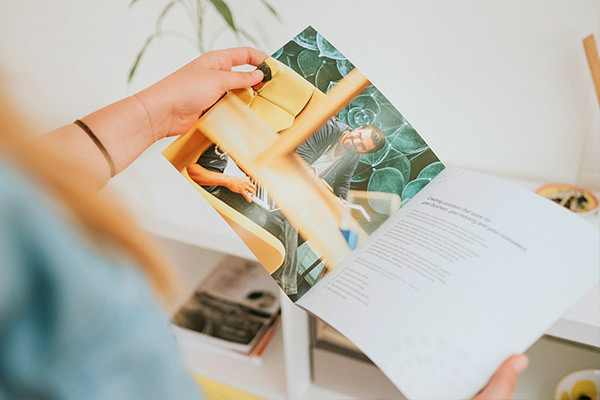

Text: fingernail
xmin=511 ymin=355 xmax=529 ymax=374
xmin=253 ymin=70 xmax=264 ymax=80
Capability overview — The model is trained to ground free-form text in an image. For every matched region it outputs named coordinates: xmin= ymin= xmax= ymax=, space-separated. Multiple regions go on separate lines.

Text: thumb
xmin=219 ymin=69 xmax=264 ymax=91
xmin=475 ymin=355 xmax=529 ymax=400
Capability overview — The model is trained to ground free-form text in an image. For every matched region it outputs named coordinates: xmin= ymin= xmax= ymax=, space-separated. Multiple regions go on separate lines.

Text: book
xmin=171 ymin=256 xmax=280 ymax=359
xmin=163 ymin=26 xmax=599 ymax=399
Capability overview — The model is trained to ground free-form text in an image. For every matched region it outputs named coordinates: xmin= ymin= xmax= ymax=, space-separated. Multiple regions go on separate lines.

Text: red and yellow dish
xmin=536 ymin=183 xmax=599 ymax=215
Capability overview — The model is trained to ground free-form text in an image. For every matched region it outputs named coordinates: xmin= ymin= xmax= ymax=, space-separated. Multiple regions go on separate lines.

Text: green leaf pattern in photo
xmin=276 ymin=27 xmax=444 ymax=211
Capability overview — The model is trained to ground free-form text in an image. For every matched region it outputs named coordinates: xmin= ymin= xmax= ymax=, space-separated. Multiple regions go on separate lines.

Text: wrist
xmin=224 ymin=176 xmax=235 ymax=191
xmin=80 ymin=96 xmax=156 ymax=174
xmin=133 ymin=86 xmax=172 ymax=142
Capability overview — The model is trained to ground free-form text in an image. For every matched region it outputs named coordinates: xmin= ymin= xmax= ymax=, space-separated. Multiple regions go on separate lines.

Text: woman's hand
xmin=471 ymin=354 xmax=529 ymax=400
xmin=135 ymin=47 xmax=267 ymax=141
xmin=45 ymin=47 xmax=266 ymax=185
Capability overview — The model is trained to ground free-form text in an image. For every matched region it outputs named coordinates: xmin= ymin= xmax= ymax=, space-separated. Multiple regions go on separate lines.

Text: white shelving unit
xmin=107 ymin=143 xmax=600 ymax=399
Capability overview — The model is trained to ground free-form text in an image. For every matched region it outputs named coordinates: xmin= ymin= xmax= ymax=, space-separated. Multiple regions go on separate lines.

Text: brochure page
xmin=297 ymin=167 xmax=600 ymax=399
xmin=163 ymin=26 xmax=444 ymax=302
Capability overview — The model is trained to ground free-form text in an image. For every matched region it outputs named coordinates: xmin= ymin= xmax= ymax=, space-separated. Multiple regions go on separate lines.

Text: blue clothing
xmin=0 ymin=161 xmax=200 ymax=399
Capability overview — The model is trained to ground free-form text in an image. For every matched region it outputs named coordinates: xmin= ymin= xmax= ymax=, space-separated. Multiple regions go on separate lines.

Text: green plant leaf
xmin=368 ymin=168 xmax=405 ymax=196
xmin=272 ymin=47 xmax=284 ymax=59
xmin=401 ymin=178 xmax=431 ymax=205
xmin=359 ymin=141 xmax=391 ymax=167
xmin=315 ymin=59 xmax=342 ymax=92
xmin=416 ymin=161 xmax=445 ymax=181
xmin=375 ymin=147 xmax=411 ymax=183
xmin=209 ymin=0 xmax=237 ymax=32
xmin=351 ymin=161 xmax=374 ymax=183
xmin=367 ymin=167 xmax=405 ymax=213
xmin=326 ymin=80 xmax=339 ymax=93
xmin=371 ymin=91 xmax=404 ymax=131
xmin=297 ymin=49 xmax=321 ymax=77
xmin=316 ymin=33 xmax=345 ymax=60
xmin=129 ymin=0 xmax=141 ymax=7
xmin=336 ymin=59 xmax=354 ymax=77
xmin=128 ymin=34 xmax=157 ymax=83
xmin=238 ymin=28 xmax=259 ymax=47
xmin=344 ymin=93 xmax=380 ymax=128
xmin=259 ymin=0 xmax=280 ymax=20
xmin=292 ymin=26 xmax=318 ymax=50
xmin=389 ymin=123 xmax=428 ymax=155
xmin=155 ymin=1 xmax=177 ymax=32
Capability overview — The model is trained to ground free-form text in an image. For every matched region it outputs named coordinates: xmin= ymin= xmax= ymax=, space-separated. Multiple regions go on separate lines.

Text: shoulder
xmin=330 ymin=116 xmax=350 ymax=134
xmin=313 ymin=117 xmax=349 ymax=143
xmin=321 ymin=116 xmax=349 ymax=134
xmin=197 ymin=144 xmax=217 ymax=162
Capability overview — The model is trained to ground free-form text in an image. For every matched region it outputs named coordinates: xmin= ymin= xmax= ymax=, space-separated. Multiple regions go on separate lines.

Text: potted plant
xmin=128 ymin=0 xmax=279 ymax=82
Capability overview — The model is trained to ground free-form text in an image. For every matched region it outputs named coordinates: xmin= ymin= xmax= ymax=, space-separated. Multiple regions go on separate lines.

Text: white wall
xmin=1 ymin=0 xmax=598 ymax=189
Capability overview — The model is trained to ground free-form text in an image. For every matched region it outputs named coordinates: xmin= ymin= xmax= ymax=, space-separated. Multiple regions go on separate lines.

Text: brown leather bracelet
xmin=73 ymin=119 xmax=116 ymax=177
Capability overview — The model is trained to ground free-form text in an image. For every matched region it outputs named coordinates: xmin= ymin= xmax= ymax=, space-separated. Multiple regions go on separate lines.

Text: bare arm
xmin=41 ymin=96 xmax=154 ymax=185
xmin=187 ymin=163 xmax=256 ymax=202
xmin=42 ymin=47 xmax=266 ymax=187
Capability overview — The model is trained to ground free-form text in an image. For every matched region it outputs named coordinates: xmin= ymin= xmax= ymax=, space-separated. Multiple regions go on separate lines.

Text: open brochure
xmin=162 ymin=26 xmax=599 ymax=399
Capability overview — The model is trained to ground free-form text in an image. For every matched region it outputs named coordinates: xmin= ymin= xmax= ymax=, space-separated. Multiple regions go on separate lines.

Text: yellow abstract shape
xmin=246 ymin=57 xmax=314 ymax=132
xmin=572 ymin=379 xmax=597 ymax=400
xmin=181 ymin=168 xmax=285 ymax=274
xmin=161 ymin=128 xmax=285 ymax=274
xmin=165 ymin=64 xmax=371 ymax=272
xmin=560 ymin=390 xmax=569 ymax=400
xmin=248 ymin=95 xmax=295 ymax=132
xmin=256 ymin=58 xmax=313 ymax=116
xmin=193 ymin=374 xmax=266 ymax=400
xmin=233 ymin=87 xmax=254 ymax=105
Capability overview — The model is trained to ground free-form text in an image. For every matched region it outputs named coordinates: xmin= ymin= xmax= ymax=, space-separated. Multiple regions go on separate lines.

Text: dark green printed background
xmin=273 ymin=26 xmax=444 ymax=212
xmin=273 ymin=27 xmax=445 ymax=293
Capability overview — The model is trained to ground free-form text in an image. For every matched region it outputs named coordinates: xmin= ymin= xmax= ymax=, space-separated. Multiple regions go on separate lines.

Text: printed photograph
xmin=164 ymin=26 xmax=444 ymax=300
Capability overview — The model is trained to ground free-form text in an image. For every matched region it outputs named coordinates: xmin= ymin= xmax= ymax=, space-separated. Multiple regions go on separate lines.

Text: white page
xmin=298 ymin=167 xmax=599 ymax=399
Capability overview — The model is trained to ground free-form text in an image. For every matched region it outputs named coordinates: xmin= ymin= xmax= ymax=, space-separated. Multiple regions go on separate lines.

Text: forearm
xmin=41 ymin=96 xmax=153 ymax=186
xmin=187 ymin=164 xmax=233 ymax=189
xmin=40 ymin=47 xmax=265 ymax=189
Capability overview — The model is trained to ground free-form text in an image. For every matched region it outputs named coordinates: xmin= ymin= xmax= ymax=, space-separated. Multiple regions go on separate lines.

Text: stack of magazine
xmin=172 ymin=256 xmax=281 ymax=362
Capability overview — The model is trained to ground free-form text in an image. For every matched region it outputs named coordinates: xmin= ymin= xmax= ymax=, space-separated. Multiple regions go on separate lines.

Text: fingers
xmin=218 ymin=46 xmax=268 ymax=67
xmin=242 ymin=191 xmax=253 ymax=202
xmin=231 ymin=178 xmax=256 ymax=202
xmin=203 ymin=47 xmax=268 ymax=69
xmin=474 ymin=355 xmax=529 ymax=400
xmin=242 ymin=183 xmax=256 ymax=202
xmin=245 ymin=181 xmax=256 ymax=197
xmin=218 ymin=69 xmax=264 ymax=92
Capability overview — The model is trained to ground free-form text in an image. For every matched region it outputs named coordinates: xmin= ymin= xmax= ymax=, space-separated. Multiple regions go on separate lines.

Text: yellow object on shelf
xmin=193 ymin=374 xmax=266 ymax=400
xmin=536 ymin=183 xmax=599 ymax=215
xmin=555 ymin=369 xmax=600 ymax=400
